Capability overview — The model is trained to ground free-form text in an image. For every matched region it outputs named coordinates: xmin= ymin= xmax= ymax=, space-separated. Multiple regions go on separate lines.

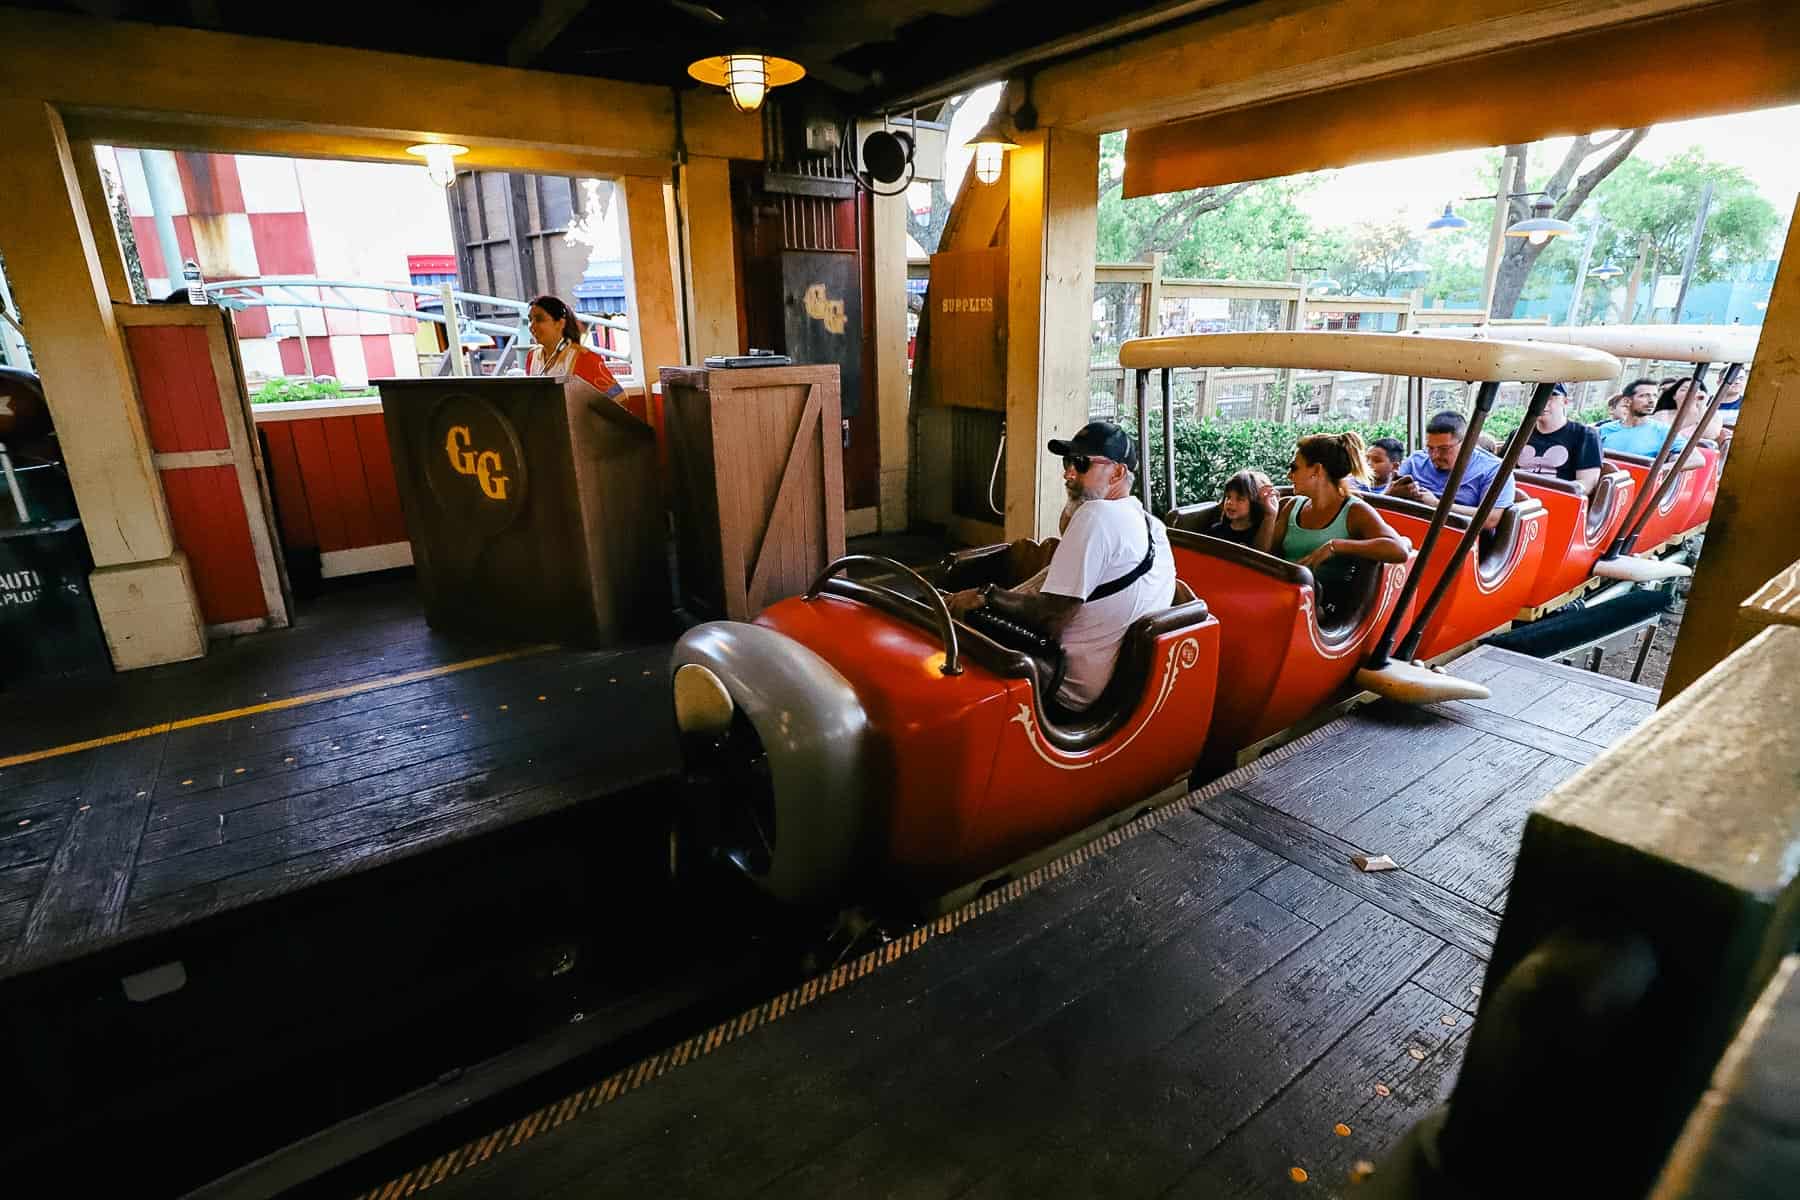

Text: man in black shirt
xmin=1517 ymin=383 xmax=1602 ymax=494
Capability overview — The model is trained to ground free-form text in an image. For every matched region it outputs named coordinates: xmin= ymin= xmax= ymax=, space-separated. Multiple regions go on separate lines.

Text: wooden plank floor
xmin=356 ymin=646 xmax=1656 ymax=1200
xmin=0 ymin=576 xmax=682 ymax=980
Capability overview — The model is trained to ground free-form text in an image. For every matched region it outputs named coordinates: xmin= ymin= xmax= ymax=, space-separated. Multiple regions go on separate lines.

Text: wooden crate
xmin=661 ymin=364 xmax=845 ymax=621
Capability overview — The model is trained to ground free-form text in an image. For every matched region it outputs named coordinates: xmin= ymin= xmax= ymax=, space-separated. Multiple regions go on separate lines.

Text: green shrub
xmin=250 ymin=376 xmax=378 ymax=405
xmin=1123 ymin=405 xmax=1612 ymax=511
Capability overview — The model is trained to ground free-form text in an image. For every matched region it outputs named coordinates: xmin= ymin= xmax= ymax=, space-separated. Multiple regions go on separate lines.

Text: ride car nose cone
xmin=1592 ymin=555 xmax=1691 ymax=582
xmin=1355 ymin=661 xmax=1491 ymax=704
xmin=674 ymin=663 xmax=736 ymax=734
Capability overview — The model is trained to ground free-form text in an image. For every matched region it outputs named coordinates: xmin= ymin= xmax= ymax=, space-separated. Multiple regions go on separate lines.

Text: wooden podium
xmin=377 ymin=377 xmax=663 ymax=646
xmin=660 ymin=364 xmax=845 ymax=621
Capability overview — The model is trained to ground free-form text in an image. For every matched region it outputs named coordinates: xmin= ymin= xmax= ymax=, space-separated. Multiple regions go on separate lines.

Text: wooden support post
xmin=1663 ymin=191 xmax=1800 ymax=702
xmin=677 ymin=156 xmax=740 ymax=362
xmin=0 ymin=96 xmax=203 ymax=668
xmin=1004 ymin=127 xmax=1100 ymax=542
xmin=872 ymin=189 xmax=912 ymax=532
xmin=1143 ymin=250 xmax=1165 ymax=337
xmin=619 ymin=173 xmax=683 ymax=387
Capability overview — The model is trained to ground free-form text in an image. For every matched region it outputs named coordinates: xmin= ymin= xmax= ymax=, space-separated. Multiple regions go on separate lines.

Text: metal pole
xmin=1366 ymin=381 xmax=1500 ymax=669
xmin=139 ymin=150 xmax=187 ymax=298
xmin=1614 ymin=362 xmax=1738 ymax=556
xmin=1395 ymin=381 xmax=1558 ymax=663
xmin=1134 ymin=368 xmax=1152 ymax=512
xmin=1608 ymin=361 xmax=1717 ymax=558
xmin=0 ymin=442 xmax=28 ymax=524
xmin=1566 ymin=222 xmax=1600 ymax=326
xmin=441 ymin=283 xmax=467 ymax=376
xmin=1160 ymin=368 xmax=1176 ymax=515
xmin=1672 ymin=180 xmax=1714 ymax=324
xmin=297 ymin=328 xmax=315 ymax=379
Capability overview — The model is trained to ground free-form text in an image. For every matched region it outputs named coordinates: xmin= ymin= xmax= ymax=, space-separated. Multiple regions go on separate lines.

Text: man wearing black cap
xmin=948 ymin=421 xmax=1174 ymax=712
xmin=1518 ymin=383 xmax=1603 ymax=495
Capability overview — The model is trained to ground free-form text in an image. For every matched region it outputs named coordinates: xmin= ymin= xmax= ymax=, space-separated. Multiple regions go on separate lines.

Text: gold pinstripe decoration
xmin=356 ymin=709 xmax=1365 ymax=1198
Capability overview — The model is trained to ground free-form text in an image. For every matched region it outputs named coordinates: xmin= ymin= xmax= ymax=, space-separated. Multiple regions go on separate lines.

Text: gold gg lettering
xmin=803 ymin=284 xmax=847 ymax=335
xmin=444 ymin=425 xmax=511 ymax=501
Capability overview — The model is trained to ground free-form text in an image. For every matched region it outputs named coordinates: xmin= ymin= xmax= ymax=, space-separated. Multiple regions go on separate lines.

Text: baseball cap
xmin=1047 ymin=421 xmax=1139 ymax=471
xmin=1549 ymin=382 xmax=1568 ymax=397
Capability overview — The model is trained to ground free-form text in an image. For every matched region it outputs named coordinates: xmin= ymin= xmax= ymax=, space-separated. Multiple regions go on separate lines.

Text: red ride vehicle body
xmin=1361 ymin=494 xmax=1548 ymax=659
xmin=746 ymin=582 xmax=1221 ymax=895
xmin=1605 ymin=450 xmax=1706 ymax=552
xmin=1160 ymin=516 xmax=1411 ymax=767
xmin=1514 ymin=467 xmax=1636 ymax=609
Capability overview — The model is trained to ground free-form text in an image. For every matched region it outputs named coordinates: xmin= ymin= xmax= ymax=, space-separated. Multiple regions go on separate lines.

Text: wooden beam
xmin=873 ymin=189 xmax=913 ymax=532
xmin=60 ymin=112 xmax=672 ymax=180
xmin=0 ymin=96 xmax=206 ymax=666
xmin=1005 ymin=127 xmax=1100 ymax=541
xmin=939 ymin=154 xmax=1010 ymax=252
xmin=506 ymin=0 xmax=590 ymax=67
xmin=1121 ymin=0 xmax=1800 ymax=196
xmin=0 ymin=7 xmax=759 ymax=163
xmin=1034 ymin=0 xmax=1724 ymax=135
xmin=619 ymin=174 xmax=684 ymax=386
xmin=677 ymin=156 xmax=740 ymax=362
xmin=1662 ymin=189 xmax=1800 ymax=702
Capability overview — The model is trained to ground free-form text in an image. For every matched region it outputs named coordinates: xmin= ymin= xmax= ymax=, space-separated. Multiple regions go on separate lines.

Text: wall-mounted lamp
xmin=965 ymin=113 xmax=1020 ymax=185
xmin=1588 ymin=261 xmax=1624 ymax=280
xmin=1505 ymin=197 xmax=1576 ymax=246
xmin=687 ymin=53 xmax=805 ymax=113
xmin=406 ymin=142 xmax=469 ymax=188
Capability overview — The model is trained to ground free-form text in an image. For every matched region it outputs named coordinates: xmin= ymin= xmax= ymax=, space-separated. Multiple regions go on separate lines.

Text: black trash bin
xmin=0 ymin=518 xmax=112 ymax=686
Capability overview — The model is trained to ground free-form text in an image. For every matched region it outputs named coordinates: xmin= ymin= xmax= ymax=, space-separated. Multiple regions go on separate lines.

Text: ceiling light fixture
xmin=406 ymin=143 xmax=468 ymax=188
xmin=965 ymin=113 xmax=1020 ymax=186
xmin=687 ymin=52 xmax=805 ymax=113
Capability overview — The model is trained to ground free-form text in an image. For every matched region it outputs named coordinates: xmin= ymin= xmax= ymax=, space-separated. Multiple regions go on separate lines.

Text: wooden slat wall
xmin=255 ymin=411 xmax=408 ymax=557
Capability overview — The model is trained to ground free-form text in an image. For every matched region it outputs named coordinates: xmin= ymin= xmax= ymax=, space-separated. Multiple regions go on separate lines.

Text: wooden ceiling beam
xmin=1031 ymin=0 xmax=1725 ymax=133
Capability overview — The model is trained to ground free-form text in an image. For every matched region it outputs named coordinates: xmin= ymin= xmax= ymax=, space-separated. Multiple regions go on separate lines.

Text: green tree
xmin=1590 ymin=151 xmax=1782 ymax=320
xmin=1096 ymin=132 xmax=1317 ymax=278
xmin=1326 ymin=217 xmax=1424 ymax=297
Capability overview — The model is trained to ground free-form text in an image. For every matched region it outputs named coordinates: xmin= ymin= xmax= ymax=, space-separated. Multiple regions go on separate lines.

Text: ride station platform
xmin=330 ymin=645 xmax=1658 ymax=1200
xmin=0 ymin=575 xmax=756 ymax=1196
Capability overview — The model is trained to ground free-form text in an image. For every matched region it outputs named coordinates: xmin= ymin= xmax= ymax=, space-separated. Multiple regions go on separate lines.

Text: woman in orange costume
xmin=523 ymin=293 xmax=623 ymax=406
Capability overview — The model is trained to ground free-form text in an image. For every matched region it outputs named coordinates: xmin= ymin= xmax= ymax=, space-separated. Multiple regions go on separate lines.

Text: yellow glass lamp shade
xmin=687 ymin=53 xmax=805 ymax=113
xmin=965 ymin=113 xmax=1020 ymax=185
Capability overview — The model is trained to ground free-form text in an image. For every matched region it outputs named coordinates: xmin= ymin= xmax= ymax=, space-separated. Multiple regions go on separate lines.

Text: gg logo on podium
xmin=425 ymin=394 xmax=529 ymax=533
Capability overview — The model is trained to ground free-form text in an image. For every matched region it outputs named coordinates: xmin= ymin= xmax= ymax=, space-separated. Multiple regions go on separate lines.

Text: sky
xmin=907 ymin=96 xmax=1800 ymax=255
xmin=1287 ymin=104 xmax=1800 ymax=231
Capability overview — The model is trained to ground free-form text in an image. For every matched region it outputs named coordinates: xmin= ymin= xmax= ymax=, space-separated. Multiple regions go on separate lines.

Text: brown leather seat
xmin=819 ymin=575 xmax=1211 ymax=753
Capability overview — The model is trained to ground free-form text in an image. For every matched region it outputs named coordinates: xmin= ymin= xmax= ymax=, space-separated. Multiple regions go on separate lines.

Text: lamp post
xmin=1428 ymin=150 xmax=1576 ymax=323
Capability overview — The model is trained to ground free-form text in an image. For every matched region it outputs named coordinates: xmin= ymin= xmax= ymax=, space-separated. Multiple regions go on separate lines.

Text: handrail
xmin=805 ymin=554 xmax=963 ymax=676
xmin=202 ymin=276 xmax=634 ymax=368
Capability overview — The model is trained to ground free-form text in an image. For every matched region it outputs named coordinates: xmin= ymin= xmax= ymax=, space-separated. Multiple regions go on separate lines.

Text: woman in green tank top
xmin=1258 ymin=431 xmax=1409 ymax=624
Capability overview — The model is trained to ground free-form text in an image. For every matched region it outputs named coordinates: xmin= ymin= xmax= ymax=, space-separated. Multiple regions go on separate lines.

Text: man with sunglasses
xmin=948 ymin=422 xmax=1174 ymax=712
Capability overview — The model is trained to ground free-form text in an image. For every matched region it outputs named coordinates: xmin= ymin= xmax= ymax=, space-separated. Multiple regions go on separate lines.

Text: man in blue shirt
xmin=1385 ymin=410 xmax=1514 ymax=530
xmin=1596 ymin=377 xmax=1683 ymax=457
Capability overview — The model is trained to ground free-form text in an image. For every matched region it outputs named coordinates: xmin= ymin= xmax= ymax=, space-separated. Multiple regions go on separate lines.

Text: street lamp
xmin=1425 ymin=202 xmax=1471 ymax=231
xmin=1589 ymin=261 xmax=1623 ymax=280
xmin=1506 ymin=197 xmax=1577 ymax=246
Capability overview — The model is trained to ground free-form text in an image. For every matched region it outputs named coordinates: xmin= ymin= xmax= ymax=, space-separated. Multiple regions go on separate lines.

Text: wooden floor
xmin=351 ymin=645 xmax=1658 ymax=1200
xmin=0 ymin=575 xmax=682 ymax=981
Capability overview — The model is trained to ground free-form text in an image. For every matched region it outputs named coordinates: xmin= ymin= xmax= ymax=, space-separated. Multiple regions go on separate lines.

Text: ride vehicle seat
xmin=1166 ymin=500 xmax=1384 ymax=646
xmin=1358 ymin=493 xmax=1544 ymax=591
xmin=928 ymin=537 xmax=1059 ymax=592
xmin=1518 ymin=468 xmax=1630 ymax=542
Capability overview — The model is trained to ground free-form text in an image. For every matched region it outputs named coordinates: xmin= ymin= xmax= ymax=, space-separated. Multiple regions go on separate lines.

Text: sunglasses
xmin=1064 ymin=454 xmax=1111 ymax=474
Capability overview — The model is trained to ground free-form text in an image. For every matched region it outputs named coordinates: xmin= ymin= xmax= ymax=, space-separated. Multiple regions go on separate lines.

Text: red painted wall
xmin=121 ymin=321 xmax=270 ymax=625
xmin=259 ymin=411 xmax=406 ymax=554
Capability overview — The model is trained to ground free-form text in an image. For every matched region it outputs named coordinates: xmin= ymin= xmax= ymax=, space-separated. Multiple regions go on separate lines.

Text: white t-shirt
xmin=1041 ymin=495 xmax=1176 ymax=710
